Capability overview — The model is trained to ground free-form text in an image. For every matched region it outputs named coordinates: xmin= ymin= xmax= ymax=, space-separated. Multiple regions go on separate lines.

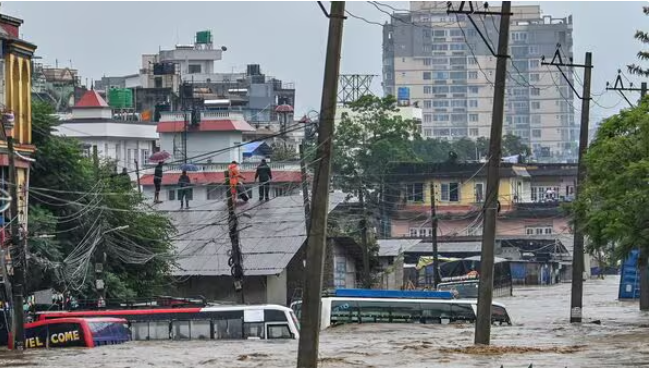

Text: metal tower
xmin=337 ymin=74 xmax=376 ymax=105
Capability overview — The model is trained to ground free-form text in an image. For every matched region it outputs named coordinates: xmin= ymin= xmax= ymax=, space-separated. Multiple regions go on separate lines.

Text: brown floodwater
xmin=2 ymin=276 xmax=648 ymax=368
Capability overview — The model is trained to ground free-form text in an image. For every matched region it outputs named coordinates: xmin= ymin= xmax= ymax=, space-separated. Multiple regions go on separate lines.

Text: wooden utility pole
xmin=225 ymin=170 xmax=244 ymax=303
xmin=543 ymin=51 xmax=594 ymax=321
xmin=358 ymin=183 xmax=370 ymax=288
xmin=448 ymin=1 xmax=512 ymax=345
xmin=296 ymin=2 xmax=345 ymax=367
xmin=134 ymin=159 xmax=142 ymax=194
xmin=430 ymin=183 xmax=440 ymax=287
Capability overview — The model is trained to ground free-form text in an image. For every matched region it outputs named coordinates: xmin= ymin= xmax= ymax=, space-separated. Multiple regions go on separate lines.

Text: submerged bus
xmin=9 ymin=317 xmax=130 ymax=349
xmin=36 ymin=304 xmax=299 ymax=341
xmin=291 ymin=289 xmax=512 ymax=330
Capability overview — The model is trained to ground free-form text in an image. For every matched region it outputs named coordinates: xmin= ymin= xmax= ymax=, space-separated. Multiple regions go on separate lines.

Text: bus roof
xmin=326 ymin=289 xmax=455 ymax=300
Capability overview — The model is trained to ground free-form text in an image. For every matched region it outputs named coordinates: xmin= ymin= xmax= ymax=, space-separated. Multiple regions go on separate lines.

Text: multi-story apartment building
xmin=383 ymin=2 xmax=577 ymax=161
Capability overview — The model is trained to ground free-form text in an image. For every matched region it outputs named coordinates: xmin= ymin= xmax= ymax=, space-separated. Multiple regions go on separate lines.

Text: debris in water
xmin=439 ymin=345 xmax=586 ymax=356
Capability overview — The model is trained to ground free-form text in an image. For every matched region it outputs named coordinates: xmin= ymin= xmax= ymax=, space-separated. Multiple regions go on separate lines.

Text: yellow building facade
xmin=0 ymin=14 xmax=37 ymax=228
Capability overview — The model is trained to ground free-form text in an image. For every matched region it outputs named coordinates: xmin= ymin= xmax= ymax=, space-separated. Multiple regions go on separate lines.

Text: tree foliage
xmin=27 ymin=101 xmax=175 ymax=299
xmin=628 ymin=6 xmax=649 ymax=77
xmin=574 ymin=98 xmax=649 ymax=309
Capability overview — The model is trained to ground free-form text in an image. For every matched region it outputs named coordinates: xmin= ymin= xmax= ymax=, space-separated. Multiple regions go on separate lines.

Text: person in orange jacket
xmin=228 ymin=161 xmax=249 ymax=202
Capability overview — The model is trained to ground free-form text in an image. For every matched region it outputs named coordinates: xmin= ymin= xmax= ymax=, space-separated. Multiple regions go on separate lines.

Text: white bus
xmin=290 ymin=290 xmax=511 ymax=330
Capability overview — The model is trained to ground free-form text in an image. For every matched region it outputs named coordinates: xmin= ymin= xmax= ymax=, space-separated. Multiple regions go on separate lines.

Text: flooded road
xmin=2 ymin=277 xmax=649 ymax=368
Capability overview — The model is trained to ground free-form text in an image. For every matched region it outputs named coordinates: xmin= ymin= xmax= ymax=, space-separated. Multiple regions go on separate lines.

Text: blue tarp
xmin=242 ymin=142 xmax=271 ymax=157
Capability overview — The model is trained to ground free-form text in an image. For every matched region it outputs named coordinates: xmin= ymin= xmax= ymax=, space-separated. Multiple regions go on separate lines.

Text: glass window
xmin=215 ymin=319 xmax=243 ymax=339
xmin=423 ymin=72 xmax=432 ymax=80
xmin=331 ymin=300 xmax=357 ymax=324
xmin=424 ymin=100 xmax=432 ymax=108
xmin=491 ymin=305 xmax=510 ymax=324
xmin=529 ymin=59 xmax=540 ymax=69
xmin=171 ymin=320 xmax=191 ymax=340
xmin=450 ymin=29 xmax=462 ymax=37
xmin=469 ymin=86 xmax=479 ymax=94
xmin=530 ymin=74 xmax=540 ymax=82
xmin=244 ymin=322 xmax=265 ymax=339
xmin=434 ymin=30 xmax=446 ymax=37
xmin=434 ymin=114 xmax=450 ymax=122
xmin=531 ymin=101 xmax=541 ymax=110
xmin=530 ymin=87 xmax=540 ymax=96
xmin=389 ymin=302 xmax=422 ymax=323
xmin=420 ymin=302 xmax=452 ymax=323
xmin=469 ymin=114 xmax=479 ymax=122
xmin=149 ymin=321 xmax=170 ymax=340
xmin=469 ymin=128 xmax=479 ymax=136
xmin=532 ymin=129 xmax=541 ymax=138
xmin=469 ymin=100 xmax=478 ymax=108
xmin=424 ymin=86 xmax=432 ymax=94
xmin=190 ymin=320 xmax=211 ymax=340
xmin=468 ymin=71 xmax=478 ymax=79
xmin=423 ymin=58 xmax=432 ymax=66
xmin=356 ymin=301 xmax=392 ymax=323
xmin=264 ymin=309 xmax=289 ymax=322
xmin=267 ymin=324 xmax=293 ymax=339
xmin=451 ymin=304 xmax=476 ymax=322
xmin=432 ymin=86 xmax=449 ymax=94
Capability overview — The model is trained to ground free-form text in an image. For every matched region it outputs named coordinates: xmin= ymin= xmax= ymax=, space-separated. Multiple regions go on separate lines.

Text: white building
xmin=55 ymin=90 xmax=158 ymax=180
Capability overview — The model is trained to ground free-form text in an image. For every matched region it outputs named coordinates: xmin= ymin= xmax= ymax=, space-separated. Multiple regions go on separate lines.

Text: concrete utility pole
xmin=134 ymin=159 xmax=142 ymax=194
xmin=605 ymin=71 xmax=646 ymax=107
xmin=296 ymin=2 xmax=345 ymax=367
xmin=225 ymin=170 xmax=244 ymax=303
xmin=542 ymin=50 xmax=593 ymax=321
xmin=3 ymin=111 xmax=24 ymax=351
xmin=447 ymin=1 xmax=512 ymax=345
xmin=473 ymin=2 xmax=510 ymax=345
xmin=430 ymin=183 xmax=440 ymax=287
xmin=299 ymin=143 xmax=311 ymax=232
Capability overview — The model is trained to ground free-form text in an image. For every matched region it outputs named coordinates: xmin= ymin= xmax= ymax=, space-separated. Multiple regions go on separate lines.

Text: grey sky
xmin=3 ymin=1 xmax=647 ymax=123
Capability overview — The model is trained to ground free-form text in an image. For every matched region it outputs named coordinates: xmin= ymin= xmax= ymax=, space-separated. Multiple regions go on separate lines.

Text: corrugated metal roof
xmin=159 ymin=193 xmax=346 ymax=276
xmin=412 ymin=241 xmax=483 ymax=254
xmin=377 ymin=239 xmax=422 ymax=257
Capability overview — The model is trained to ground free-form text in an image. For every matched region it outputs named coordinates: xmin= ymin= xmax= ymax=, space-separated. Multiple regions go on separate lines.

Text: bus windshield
xmin=87 ymin=320 xmax=130 ymax=346
xmin=437 ymin=281 xmax=479 ymax=298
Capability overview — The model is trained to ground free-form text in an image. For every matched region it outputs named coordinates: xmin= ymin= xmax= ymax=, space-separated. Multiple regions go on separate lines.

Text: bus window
xmin=356 ymin=301 xmax=392 ymax=323
xmin=267 ymin=324 xmax=292 ymax=339
xmin=244 ymin=322 xmax=265 ymax=339
xmin=87 ymin=321 xmax=130 ymax=346
xmin=491 ymin=305 xmax=511 ymax=325
xmin=190 ymin=320 xmax=211 ymax=340
xmin=330 ymin=300 xmax=356 ymax=324
xmin=264 ymin=309 xmax=288 ymax=322
xmin=215 ymin=319 xmax=243 ymax=339
xmin=171 ymin=321 xmax=191 ymax=340
xmin=451 ymin=304 xmax=476 ymax=323
xmin=131 ymin=322 xmax=149 ymax=340
xmin=420 ymin=302 xmax=452 ymax=323
xmin=389 ymin=302 xmax=422 ymax=323
xmin=148 ymin=321 xmax=170 ymax=340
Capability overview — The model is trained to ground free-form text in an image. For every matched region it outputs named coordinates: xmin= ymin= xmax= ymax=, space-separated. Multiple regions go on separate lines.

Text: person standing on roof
xmin=228 ymin=161 xmax=249 ymax=202
xmin=153 ymin=162 xmax=163 ymax=203
xmin=255 ymin=159 xmax=272 ymax=201
xmin=178 ymin=170 xmax=191 ymax=209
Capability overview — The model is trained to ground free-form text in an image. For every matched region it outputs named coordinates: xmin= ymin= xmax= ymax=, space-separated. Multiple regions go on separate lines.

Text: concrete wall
xmin=266 ymin=270 xmax=287 ymax=305
xmin=175 ymin=275 xmax=269 ymax=304
xmin=158 ymin=131 xmax=241 ymax=163
xmin=391 ymin=217 xmax=571 ymax=237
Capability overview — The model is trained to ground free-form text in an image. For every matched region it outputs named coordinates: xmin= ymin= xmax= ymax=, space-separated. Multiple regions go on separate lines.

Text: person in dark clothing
xmin=154 ymin=162 xmax=163 ymax=203
xmin=178 ymin=170 xmax=191 ymax=209
xmin=255 ymin=159 xmax=272 ymax=201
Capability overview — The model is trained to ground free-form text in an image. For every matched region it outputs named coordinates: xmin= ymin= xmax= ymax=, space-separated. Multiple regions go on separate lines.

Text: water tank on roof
xmin=247 ymin=64 xmax=261 ymax=76
xmin=196 ymin=30 xmax=212 ymax=44
xmin=108 ymin=88 xmax=133 ymax=109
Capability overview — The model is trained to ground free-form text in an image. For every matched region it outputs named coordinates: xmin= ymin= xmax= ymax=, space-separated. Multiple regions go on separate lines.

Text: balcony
xmin=143 ymin=161 xmax=301 ymax=173
xmin=158 ymin=111 xmax=246 ymax=122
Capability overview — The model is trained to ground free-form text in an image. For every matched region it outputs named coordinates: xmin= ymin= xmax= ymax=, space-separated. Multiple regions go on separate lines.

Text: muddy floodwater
xmin=2 ymin=277 xmax=649 ymax=368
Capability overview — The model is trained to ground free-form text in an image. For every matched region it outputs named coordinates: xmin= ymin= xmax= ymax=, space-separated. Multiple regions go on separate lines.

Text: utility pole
xmin=543 ymin=50 xmax=593 ymax=322
xmin=449 ymin=1 xmax=511 ymax=346
xmin=299 ymin=143 xmax=311 ymax=231
xmin=134 ymin=159 xmax=142 ymax=194
xmin=605 ymin=71 xmax=646 ymax=107
xmin=430 ymin=183 xmax=440 ymax=288
xmin=358 ymin=183 xmax=370 ymax=288
xmin=1 ymin=111 xmax=24 ymax=351
xmin=296 ymin=2 xmax=345 ymax=368
xmin=225 ymin=170 xmax=244 ymax=303
xmin=92 ymin=145 xmax=99 ymax=181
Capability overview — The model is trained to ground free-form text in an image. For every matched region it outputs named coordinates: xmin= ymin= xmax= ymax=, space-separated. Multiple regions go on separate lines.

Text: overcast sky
xmin=3 ymin=1 xmax=647 ymax=124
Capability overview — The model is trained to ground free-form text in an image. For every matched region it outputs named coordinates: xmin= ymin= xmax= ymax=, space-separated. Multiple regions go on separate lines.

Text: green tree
xmin=27 ymin=101 xmax=175 ymax=299
xmin=628 ymin=6 xmax=649 ymax=76
xmin=502 ymin=134 xmax=531 ymax=157
xmin=270 ymin=143 xmax=298 ymax=161
xmin=574 ymin=99 xmax=649 ymax=310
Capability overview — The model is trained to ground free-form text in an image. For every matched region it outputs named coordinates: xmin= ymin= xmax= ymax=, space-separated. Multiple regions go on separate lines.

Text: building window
xmin=531 ymin=115 xmax=541 ymax=125
xmin=450 ymin=44 xmax=465 ymax=51
xmin=468 ymin=56 xmax=478 ymax=65
xmin=528 ymin=45 xmax=539 ymax=55
xmin=530 ymin=87 xmax=540 ymax=96
xmin=531 ymin=186 xmax=560 ymax=201
xmin=433 ymin=100 xmax=449 ymax=108
xmin=529 ymin=59 xmax=540 ymax=69
xmin=530 ymin=74 xmax=540 ymax=82
xmin=424 ymin=114 xmax=432 ymax=123
xmin=525 ymin=226 xmax=553 ymax=235
xmin=433 ymin=114 xmax=450 ymax=122
xmin=474 ymin=182 xmax=484 ymax=202
xmin=141 ymin=149 xmax=149 ymax=165
xmin=423 ymin=58 xmax=432 ymax=66
xmin=450 ymin=29 xmax=462 ymax=37
xmin=511 ymin=32 xmax=528 ymax=42
xmin=451 ymin=100 xmax=466 ymax=108
xmin=405 ymin=183 xmax=424 ymax=202
xmin=440 ymin=183 xmax=460 ymax=202
xmin=127 ymin=149 xmax=134 ymax=169
xmin=469 ymin=86 xmax=479 ymax=94
xmin=469 ymin=100 xmax=478 ymax=108
xmin=434 ymin=30 xmax=446 ymax=37
xmin=532 ymin=129 xmax=541 ymax=138
xmin=409 ymin=228 xmax=418 ymax=237
xmin=424 ymin=86 xmax=432 ymax=94
xmin=424 ymin=100 xmax=432 ymax=108
xmin=188 ymin=64 xmax=202 ymax=74
xmin=468 ymin=71 xmax=478 ymax=79
xmin=432 ymin=44 xmax=449 ymax=51
xmin=154 ymin=77 xmax=162 ymax=88
xmin=469 ymin=128 xmax=479 ymax=136
xmin=423 ymin=72 xmax=432 ymax=80
xmin=424 ymin=128 xmax=432 ymax=137
xmin=334 ymin=259 xmax=346 ymax=288
xmin=432 ymin=57 xmax=447 ymax=65
xmin=469 ymin=114 xmax=479 ymax=122
xmin=531 ymin=101 xmax=541 ymax=110
xmin=432 ymin=86 xmax=449 ymax=94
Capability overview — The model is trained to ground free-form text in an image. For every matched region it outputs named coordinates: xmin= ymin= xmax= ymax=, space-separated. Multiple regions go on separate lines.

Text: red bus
xmin=9 ymin=317 xmax=130 ymax=349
